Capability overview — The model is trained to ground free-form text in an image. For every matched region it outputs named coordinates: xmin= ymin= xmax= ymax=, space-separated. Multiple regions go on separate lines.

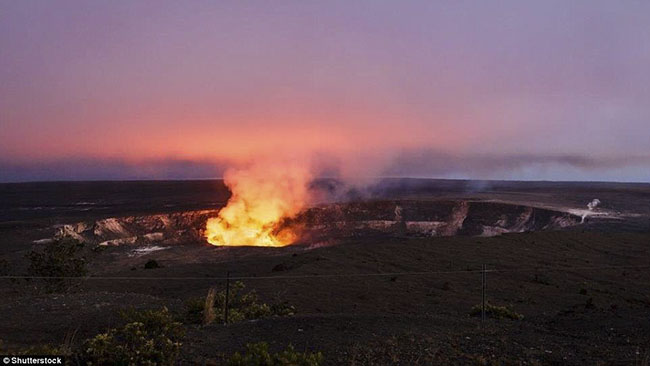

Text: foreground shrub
xmin=184 ymin=296 xmax=208 ymax=324
xmin=144 ymin=259 xmax=161 ymax=269
xmin=227 ymin=342 xmax=323 ymax=366
xmin=26 ymin=238 xmax=88 ymax=292
xmin=81 ymin=307 xmax=184 ymax=366
xmin=469 ymin=303 xmax=524 ymax=320
xmin=185 ymin=282 xmax=296 ymax=324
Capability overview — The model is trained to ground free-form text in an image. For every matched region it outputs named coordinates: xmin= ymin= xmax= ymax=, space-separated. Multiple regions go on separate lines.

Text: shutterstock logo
xmin=1 ymin=356 xmax=63 ymax=365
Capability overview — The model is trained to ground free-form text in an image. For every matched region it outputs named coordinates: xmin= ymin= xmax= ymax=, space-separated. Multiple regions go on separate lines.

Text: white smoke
xmin=580 ymin=199 xmax=602 ymax=223
xmin=394 ymin=205 xmax=403 ymax=222
xmin=587 ymin=199 xmax=601 ymax=211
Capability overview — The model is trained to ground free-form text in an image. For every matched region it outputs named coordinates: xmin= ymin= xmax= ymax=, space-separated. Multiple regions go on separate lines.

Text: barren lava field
xmin=1 ymin=179 xmax=649 ymax=365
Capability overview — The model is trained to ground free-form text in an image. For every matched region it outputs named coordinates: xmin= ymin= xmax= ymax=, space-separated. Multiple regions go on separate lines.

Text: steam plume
xmin=587 ymin=199 xmax=601 ymax=211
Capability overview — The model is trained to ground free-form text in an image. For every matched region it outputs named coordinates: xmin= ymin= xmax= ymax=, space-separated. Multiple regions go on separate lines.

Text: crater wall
xmin=49 ymin=200 xmax=581 ymax=246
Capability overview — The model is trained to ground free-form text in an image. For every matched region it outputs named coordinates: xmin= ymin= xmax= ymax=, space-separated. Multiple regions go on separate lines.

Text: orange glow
xmin=205 ymin=160 xmax=310 ymax=247
xmin=2 ymin=103 xmax=474 ymax=164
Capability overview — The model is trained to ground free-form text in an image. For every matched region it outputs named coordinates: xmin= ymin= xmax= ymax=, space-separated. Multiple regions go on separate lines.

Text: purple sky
xmin=1 ymin=1 xmax=649 ymax=182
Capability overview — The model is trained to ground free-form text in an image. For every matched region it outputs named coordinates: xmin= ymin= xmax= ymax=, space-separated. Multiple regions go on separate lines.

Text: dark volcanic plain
xmin=1 ymin=179 xmax=649 ymax=365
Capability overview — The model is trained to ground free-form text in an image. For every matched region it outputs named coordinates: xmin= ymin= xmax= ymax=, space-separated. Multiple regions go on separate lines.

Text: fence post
xmin=481 ymin=264 xmax=486 ymax=323
xmin=223 ymin=271 xmax=230 ymax=325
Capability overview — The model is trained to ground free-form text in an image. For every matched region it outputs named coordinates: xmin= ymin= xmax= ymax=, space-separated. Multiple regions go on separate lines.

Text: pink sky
xmin=1 ymin=1 xmax=649 ymax=182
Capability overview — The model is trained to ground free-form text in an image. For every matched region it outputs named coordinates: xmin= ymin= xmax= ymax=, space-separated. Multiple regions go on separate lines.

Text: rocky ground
xmin=1 ymin=231 xmax=650 ymax=365
xmin=1 ymin=179 xmax=649 ymax=365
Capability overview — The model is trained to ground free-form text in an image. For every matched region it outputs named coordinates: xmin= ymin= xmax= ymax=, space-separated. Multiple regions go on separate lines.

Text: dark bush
xmin=81 ymin=307 xmax=184 ymax=366
xmin=226 ymin=342 xmax=323 ymax=366
xmin=185 ymin=282 xmax=296 ymax=325
xmin=272 ymin=263 xmax=289 ymax=272
xmin=469 ymin=303 xmax=524 ymax=320
xmin=144 ymin=259 xmax=161 ymax=269
xmin=184 ymin=296 xmax=207 ymax=324
xmin=26 ymin=238 xmax=87 ymax=292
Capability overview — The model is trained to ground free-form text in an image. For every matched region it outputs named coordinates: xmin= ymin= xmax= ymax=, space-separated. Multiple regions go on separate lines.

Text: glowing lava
xmin=205 ymin=161 xmax=310 ymax=247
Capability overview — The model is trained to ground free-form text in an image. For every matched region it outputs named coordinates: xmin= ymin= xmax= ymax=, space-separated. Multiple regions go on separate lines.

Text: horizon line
xmin=2 ymin=176 xmax=650 ymax=185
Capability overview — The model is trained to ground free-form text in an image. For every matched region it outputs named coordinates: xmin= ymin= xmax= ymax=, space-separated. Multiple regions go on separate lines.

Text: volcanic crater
xmin=50 ymin=200 xmax=582 ymax=248
xmin=2 ymin=180 xmax=650 ymax=365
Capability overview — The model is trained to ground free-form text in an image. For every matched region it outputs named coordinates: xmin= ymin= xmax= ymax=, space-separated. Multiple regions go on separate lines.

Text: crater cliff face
xmin=53 ymin=210 xmax=217 ymax=246
xmin=284 ymin=200 xmax=581 ymax=241
xmin=51 ymin=200 xmax=581 ymax=246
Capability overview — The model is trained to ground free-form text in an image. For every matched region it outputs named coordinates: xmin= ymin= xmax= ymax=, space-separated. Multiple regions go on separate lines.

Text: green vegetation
xmin=469 ymin=303 xmax=524 ymax=320
xmin=184 ymin=296 xmax=210 ymax=324
xmin=185 ymin=282 xmax=296 ymax=325
xmin=26 ymin=238 xmax=88 ymax=292
xmin=2 ymin=308 xmax=184 ymax=365
xmin=227 ymin=342 xmax=323 ymax=366
xmin=81 ymin=307 xmax=184 ymax=366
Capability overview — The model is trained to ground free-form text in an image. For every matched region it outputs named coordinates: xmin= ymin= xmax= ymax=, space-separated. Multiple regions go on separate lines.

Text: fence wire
xmin=1 ymin=264 xmax=647 ymax=281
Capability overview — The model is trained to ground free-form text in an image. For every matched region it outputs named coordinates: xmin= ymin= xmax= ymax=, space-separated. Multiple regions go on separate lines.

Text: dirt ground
xmin=1 ymin=231 xmax=650 ymax=365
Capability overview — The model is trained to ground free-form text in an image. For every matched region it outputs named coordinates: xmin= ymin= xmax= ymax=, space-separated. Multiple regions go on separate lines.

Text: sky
xmin=1 ymin=0 xmax=649 ymax=182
